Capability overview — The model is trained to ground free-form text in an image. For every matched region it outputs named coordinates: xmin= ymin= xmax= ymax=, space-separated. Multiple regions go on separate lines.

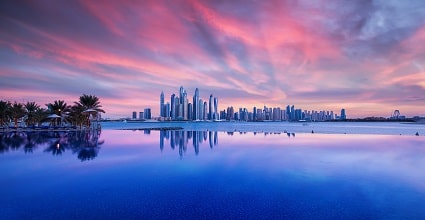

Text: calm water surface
xmin=1 ymin=129 xmax=424 ymax=219
xmin=102 ymin=121 xmax=425 ymax=135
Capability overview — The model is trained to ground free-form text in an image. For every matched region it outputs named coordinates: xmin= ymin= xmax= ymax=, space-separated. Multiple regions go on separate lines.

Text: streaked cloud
xmin=0 ymin=0 xmax=424 ymax=118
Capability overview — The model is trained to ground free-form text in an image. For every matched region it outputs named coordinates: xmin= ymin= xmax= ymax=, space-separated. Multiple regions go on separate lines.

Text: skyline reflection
xmin=0 ymin=129 xmax=295 ymax=160
xmin=157 ymin=130 xmax=295 ymax=158
xmin=160 ymin=130 xmax=218 ymax=158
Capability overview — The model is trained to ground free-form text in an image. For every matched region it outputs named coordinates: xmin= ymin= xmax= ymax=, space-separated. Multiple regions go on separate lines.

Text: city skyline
xmin=151 ymin=86 xmax=344 ymax=121
xmin=1 ymin=1 xmax=425 ymax=118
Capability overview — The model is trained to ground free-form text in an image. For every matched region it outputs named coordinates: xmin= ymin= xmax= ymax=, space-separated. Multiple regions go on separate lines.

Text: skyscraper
xmin=179 ymin=86 xmax=185 ymax=104
xmin=188 ymin=103 xmax=193 ymax=120
xmin=170 ymin=94 xmax=175 ymax=119
xmin=198 ymin=99 xmax=203 ymax=120
xmin=144 ymin=108 xmax=151 ymax=119
xmin=203 ymin=101 xmax=208 ymax=120
xmin=341 ymin=108 xmax=346 ymax=120
xmin=286 ymin=105 xmax=291 ymax=121
xmin=291 ymin=105 xmax=295 ymax=121
xmin=209 ymin=94 xmax=213 ymax=120
xmin=193 ymin=88 xmax=199 ymax=120
xmin=183 ymin=92 xmax=188 ymax=120
xmin=165 ymin=103 xmax=170 ymax=118
xmin=214 ymin=97 xmax=218 ymax=120
xmin=160 ymin=91 xmax=164 ymax=117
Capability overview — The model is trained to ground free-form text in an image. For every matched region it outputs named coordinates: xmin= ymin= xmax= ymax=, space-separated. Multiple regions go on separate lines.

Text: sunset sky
xmin=1 ymin=0 xmax=425 ymax=118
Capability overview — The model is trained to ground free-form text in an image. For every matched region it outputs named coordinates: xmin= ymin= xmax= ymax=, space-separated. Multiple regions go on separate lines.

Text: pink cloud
xmin=1 ymin=0 xmax=424 ymax=118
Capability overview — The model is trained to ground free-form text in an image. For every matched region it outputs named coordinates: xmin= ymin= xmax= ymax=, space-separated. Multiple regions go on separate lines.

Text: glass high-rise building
xmin=170 ymin=94 xmax=175 ymax=119
xmin=209 ymin=94 xmax=213 ymax=120
xmin=160 ymin=91 xmax=164 ymax=117
xmin=213 ymin=97 xmax=218 ymax=120
xmin=193 ymin=88 xmax=199 ymax=120
xmin=341 ymin=109 xmax=346 ymax=120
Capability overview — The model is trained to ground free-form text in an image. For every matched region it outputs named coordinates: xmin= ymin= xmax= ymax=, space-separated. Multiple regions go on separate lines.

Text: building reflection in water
xmin=160 ymin=130 xmax=218 ymax=158
xmin=0 ymin=130 xmax=103 ymax=161
xmin=158 ymin=130 xmax=292 ymax=158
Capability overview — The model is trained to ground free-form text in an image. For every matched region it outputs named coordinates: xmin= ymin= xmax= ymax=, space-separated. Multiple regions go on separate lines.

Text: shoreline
xmin=0 ymin=127 xmax=96 ymax=133
xmin=2 ymin=123 xmax=423 ymax=137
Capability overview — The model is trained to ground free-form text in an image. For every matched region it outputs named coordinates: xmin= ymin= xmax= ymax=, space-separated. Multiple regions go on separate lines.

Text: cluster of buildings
xmin=132 ymin=108 xmax=151 ymax=120
xmin=224 ymin=106 xmax=346 ymax=122
xmin=132 ymin=86 xmax=347 ymax=122
xmin=159 ymin=86 xmax=219 ymax=121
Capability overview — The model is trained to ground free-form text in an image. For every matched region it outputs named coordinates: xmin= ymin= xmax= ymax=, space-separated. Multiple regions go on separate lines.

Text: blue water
xmin=1 ymin=127 xmax=425 ymax=219
xmin=102 ymin=121 xmax=425 ymax=136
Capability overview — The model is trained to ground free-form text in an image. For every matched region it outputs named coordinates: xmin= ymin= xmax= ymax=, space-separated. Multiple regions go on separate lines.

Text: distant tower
xmin=198 ymin=99 xmax=203 ymax=120
xmin=291 ymin=105 xmax=295 ymax=121
xmin=341 ymin=108 xmax=346 ymax=120
xmin=286 ymin=105 xmax=291 ymax=121
xmin=170 ymin=94 xmax=175 ymax=119
xmin=179 ymin=86 xmax=185 ymax=104
xmin=183 ymin=93 xmax=188 ymax=120
xmin=193 ymin=88 xmax=200 ymax=120
xmin=165 ymin=103 xmax=170 ymax=118
xmin=214 ymin=97 xmax=218 ymax=120
xmin=160 ymin=91 xmax=165 ymax=117
xmin=209 ymin=94 xmax=213 ymax=120
xmin=203 ymin=101 xmax=208 ymax=120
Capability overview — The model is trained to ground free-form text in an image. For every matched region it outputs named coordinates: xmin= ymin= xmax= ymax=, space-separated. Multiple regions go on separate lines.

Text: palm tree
xmin=76 ymin=94 xmax=105 ymax=127
xmin=68 ymin=103 xmax=86 ymax=128
xmin=24 ymin=101 xmax=40 ymax=127
xmin=11 ymin=102 xmax=25 ymax=128
xmin=0 ymin=100 xmax=12 ymax=128
xmin=76 ymin=94 xmax=105 ymax=113
xmin=34 ymin=108 xmax=48 ymax=126
xmin=46 ymin=100 xmax=70 ymax=126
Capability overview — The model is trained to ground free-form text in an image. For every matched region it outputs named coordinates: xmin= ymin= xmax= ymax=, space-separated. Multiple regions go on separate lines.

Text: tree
xmin=76 ymin=94 xmax=105 ymax=113
xmin=76 ymin=94 xmax=105 ymax=127
xmin=0 ymin=100 xmax=12 ymax=127
xmin=46 ymin=100 xmax=70 ymax=126
xmin=24 ymin=101 xmax=40 ymax=127
xmin=33 ymin=107 xmax=48 ymax=126
xmin=68 ymin=103 xmax=86 ymax=128
xmin=11 ymin=102 xmax=25 ymax=128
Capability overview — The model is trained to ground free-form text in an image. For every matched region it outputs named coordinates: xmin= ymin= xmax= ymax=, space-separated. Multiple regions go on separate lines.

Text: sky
xmin=1 ymin=0 xmax=425 ymax=119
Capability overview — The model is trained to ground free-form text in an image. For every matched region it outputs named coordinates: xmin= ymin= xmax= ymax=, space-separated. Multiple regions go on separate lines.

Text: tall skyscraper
xmin=165 ymin=103 xmax=170 ymax=118
xmin=341 ymin=109 xmax=346 ymax=120
xmin=183 ymin=92 xmax=188 ymax=120
xmin=160 ymin=91 xmax=164 ymax=117
xmin=214 ymin=97 xmax=218 ymax=120
xmin=198 ymin=99 xmax=203 ymax=120
xmin=179 ymin=86 xmax=185 ymax=104
xmin=209 ymin=94 xmax=213 ymax=120
xmin=170 ymin=94 xmax=175 ymax=119
xmin=203 ymin=101 xmax=208 ymax=120
xmin=188 ymin=103 xmax=193 ymax=120
xmin=291 ymin=105 xmax=295 ymax=121
xmin=193 ymin=88 xmax=199 ymax=120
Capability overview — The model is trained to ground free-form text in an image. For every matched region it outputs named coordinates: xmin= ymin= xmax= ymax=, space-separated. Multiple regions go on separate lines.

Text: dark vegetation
xmin=0 ymin=94 xmax=105 ymax=129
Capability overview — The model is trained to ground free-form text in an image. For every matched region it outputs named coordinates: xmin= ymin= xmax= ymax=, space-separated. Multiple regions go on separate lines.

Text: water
xmin=0 ymin=124 xmax=424 ymax=219
xmin=102 ymin=121 xmax=425 ymax=136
